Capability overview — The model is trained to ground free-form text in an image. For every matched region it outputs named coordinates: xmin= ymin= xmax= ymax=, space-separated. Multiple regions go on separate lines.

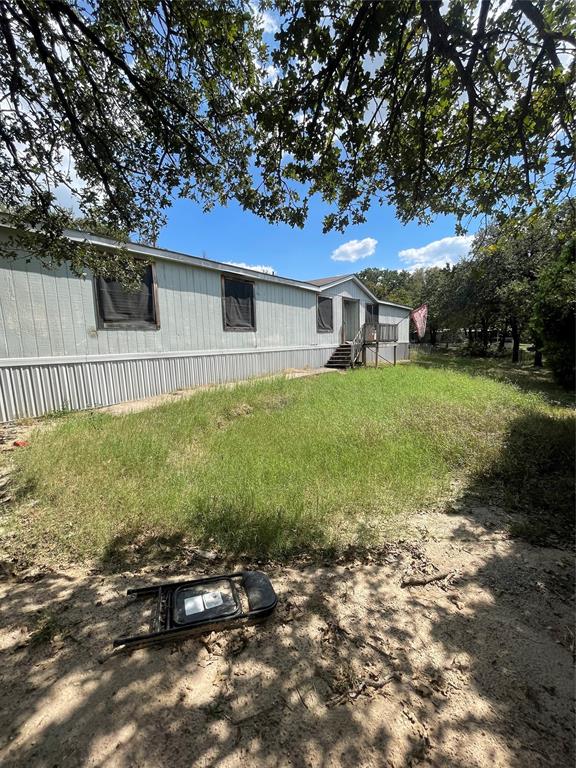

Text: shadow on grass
xmin=0 ymin=408 xmax=574 ymax=767
xmin=100 ymin=531 xmax=190 ymax=572
xmin=412 ymin=349 xmax=575 ymax=408
xmin=478 ymin=411 xmax=575 ymax=548
xmin=97 ymin=508 xmax=334 ymax=574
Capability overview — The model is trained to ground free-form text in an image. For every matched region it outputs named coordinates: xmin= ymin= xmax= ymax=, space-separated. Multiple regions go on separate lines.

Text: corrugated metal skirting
xmin=0 ymin=346 xmax=339 ymax=421
xmin=364 ymin=343 xmax=409 ymax=365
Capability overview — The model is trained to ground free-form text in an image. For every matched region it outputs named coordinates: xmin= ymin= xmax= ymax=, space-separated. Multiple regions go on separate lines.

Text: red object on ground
xmin=13 ymin=440 xmax=29 ymax=448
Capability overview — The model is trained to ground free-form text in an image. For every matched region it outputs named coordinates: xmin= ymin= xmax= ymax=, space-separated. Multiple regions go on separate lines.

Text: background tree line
xmin=357 ymin=201 xmax=575 ymax=389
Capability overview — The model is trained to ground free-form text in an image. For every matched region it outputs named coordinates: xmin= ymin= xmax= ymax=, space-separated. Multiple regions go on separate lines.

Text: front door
xmin=342 ymin=299 xmax=359 ymax=342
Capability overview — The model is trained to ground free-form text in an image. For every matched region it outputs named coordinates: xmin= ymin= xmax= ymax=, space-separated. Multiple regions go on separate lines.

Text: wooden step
xmin=326 ymin=344 xmax=354 ymax=369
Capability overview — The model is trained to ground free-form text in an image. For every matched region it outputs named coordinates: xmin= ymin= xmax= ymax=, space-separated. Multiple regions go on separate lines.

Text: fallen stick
xmin=362 ymin=672 xmax=401 ymax=690
xmin=328 ymin=672 xmax=401 ymax=707
xmin=295 ymin=686 xmax=309 ymax=710
xmin=364 ymin=639 xmax=393 ymax=658
xmin=401 ymin=571 xmax=453 ymax=587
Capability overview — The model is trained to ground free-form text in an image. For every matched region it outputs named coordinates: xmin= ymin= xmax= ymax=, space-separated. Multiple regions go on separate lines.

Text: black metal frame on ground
xmin=113 ymin=570 xmax=278 ymax=650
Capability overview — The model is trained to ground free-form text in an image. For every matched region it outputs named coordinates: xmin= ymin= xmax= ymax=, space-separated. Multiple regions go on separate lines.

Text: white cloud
xmin=225 ymin=261 xmax=276 ymax=275
xmin=264 ymin=64 xmax=279 ymax=84
xmin=331 ymin=237 xmax=377 ymax=263
xmin=52 ymin=148 xmax=84 ymax=212
xmin=398 ymin=235 xmax=474 ymax=272
xmin=250 ymin=4 xmax=278 ymax=34
xmin=260 ymin=11 xmax=278 ymax=34
xmin=53 ymin=183 xmax=81 ymax=212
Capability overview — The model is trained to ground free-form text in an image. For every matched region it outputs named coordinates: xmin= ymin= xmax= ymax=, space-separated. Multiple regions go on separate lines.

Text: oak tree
xmin=1 ymin=0 xmax=574 ymax=276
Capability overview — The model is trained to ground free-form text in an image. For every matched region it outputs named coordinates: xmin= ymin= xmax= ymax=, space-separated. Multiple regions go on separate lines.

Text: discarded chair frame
xmin=113 ymin=570 xmax=277 ymax=650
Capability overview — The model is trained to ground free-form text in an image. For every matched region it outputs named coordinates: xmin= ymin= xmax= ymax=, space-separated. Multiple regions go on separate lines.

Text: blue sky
xmin=153 ymin=5 xmax=478 ymax=281
xmin=153 ymin=6 xmax=478 ymax=281
xmin=54 ymin=6 xmax=477 ymax=281
xmin=157 ymin=195 xmax=476 ymax=281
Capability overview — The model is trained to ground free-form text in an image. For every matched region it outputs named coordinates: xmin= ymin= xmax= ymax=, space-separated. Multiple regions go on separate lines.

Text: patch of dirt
xmin=0 ymin=499 xmax=574 ymax=768
xmin=0 ymin=421 xmax=37 ymax=510
xmin=0 ymin=421 xmax=35 ymax=454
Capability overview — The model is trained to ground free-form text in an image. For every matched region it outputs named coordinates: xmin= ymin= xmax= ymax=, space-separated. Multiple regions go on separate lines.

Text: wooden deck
xmin=326 ymin=323 xmax=399 ymax=369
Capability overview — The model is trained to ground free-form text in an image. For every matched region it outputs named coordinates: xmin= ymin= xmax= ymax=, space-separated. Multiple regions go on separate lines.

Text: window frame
xmin=365 ymin=303 xmax=379 ymax=325
xmin=94 ymin=261 xmax=160 ymax=331
xmin=221 ymin=274 xmax=257 ymax=332
xmin=316 ymin=295 xmax=334 ymax=333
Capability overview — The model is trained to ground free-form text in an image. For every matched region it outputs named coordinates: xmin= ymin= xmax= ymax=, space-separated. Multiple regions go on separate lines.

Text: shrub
xmin=532 ymin=239 xmax=576 ymax=390
xmin=459 ymin=342 xmax=490 ymax=358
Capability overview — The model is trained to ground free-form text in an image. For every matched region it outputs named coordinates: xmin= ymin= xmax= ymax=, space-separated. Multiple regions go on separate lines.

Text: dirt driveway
xmin=0 ymin=491 xmax=574 ymax=768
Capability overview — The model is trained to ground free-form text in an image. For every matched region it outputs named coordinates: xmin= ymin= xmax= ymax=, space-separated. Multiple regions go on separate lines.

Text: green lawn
xmin=5 ymin=358 xmax=574 ymax=565
xmin=412 ymin=346 xmax=575 ymax=407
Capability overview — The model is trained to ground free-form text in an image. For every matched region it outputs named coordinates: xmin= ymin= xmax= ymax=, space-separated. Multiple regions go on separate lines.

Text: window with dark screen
xmin=317 ymin=296 xmax=333 ymax=332
xmin=365 ymin=303 xmax=379 ymax=324
xmin=95 ymin=264 xmax=158 ymax=329
xmin=222 ymin=276 xmax=256 ymax=330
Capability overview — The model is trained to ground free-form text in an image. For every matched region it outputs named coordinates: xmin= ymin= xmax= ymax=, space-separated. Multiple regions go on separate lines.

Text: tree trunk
xmin=532 ymin=331 xmax=544 ymax=368
xmin=481 ymin=318 xmax=489 ymax=349
xmin=430 ymin=327 xmax=437 ymax=346
xmin=511 ymin=320 xmax=520 ymax=363
xmin=498 ymin=325 xmax=507 ymax=351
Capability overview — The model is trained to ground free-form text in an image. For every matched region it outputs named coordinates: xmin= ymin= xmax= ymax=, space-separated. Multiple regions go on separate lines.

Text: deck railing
xmin=364 ymin=323 xmax=398 ymax=343
xmin=349 ymin=322 xmax=400 ymax=368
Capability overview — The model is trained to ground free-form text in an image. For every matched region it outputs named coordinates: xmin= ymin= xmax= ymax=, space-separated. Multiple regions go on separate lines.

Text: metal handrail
xmin=350 ymin=323 xmax=365 ymax=367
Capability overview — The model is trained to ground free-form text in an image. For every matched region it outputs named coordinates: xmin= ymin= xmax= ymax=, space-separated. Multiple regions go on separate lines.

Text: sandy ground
xmin=0 ymin=488 xmax=574 ymax=768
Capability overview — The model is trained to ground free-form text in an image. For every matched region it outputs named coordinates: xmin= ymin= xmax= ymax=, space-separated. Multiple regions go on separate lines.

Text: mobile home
xmin=0 ymin=227 xmax=411 ymax=421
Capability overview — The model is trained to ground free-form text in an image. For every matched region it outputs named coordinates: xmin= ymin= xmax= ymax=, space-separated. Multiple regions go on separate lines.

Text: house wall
xmin=0 ymin=244 xmax=411 ymax=420
xmin=378 ymin=303 xmax=410 ymax=344
xmin=371 ymin=302 xmax=410 ymax=363
xmin=0 ymin=247 xmax=341 ymax=420
xmin=319 ymin=278 xmax=371 ymax=344
xmin=318 ymin=279 xmax=410 ymax=345
xmin=0 ymin=248 xmax=327 ymax=359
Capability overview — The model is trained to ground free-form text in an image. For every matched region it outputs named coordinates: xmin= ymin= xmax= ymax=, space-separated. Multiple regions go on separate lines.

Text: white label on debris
xmin=202 ymin=591 xmax=223 ymax=609
xmin=184 ymin=595 xmax=204 ymax=616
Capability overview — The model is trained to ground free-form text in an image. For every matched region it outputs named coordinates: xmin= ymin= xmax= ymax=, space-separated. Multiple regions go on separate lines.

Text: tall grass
xmin=8 ymin=364 xmax=573 ymax=562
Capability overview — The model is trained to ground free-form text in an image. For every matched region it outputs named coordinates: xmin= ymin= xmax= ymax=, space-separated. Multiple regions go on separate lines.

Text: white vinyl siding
xmin=0 ymin=251 xmax=324 ymax=359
